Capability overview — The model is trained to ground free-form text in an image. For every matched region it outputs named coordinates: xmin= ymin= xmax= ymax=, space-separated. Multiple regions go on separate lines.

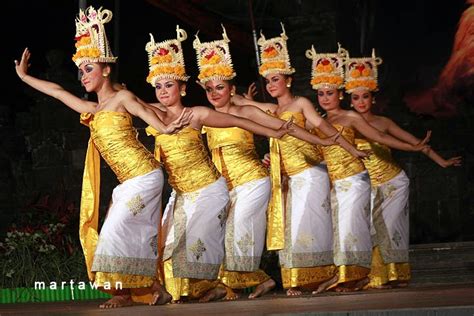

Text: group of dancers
xmin=14 ymin=6 xmax=461 ymax=309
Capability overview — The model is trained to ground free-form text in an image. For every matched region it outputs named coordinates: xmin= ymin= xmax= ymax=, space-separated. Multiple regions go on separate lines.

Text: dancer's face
xmin=351 ymin=89 xmax=372 ymax=114
xmin=205 ymin=80 xmax=234 ymax=109
xmin=317 ymin=88 xmax=341 ymax=111
xmin=154 ymin=79 xmax=184 ymax=106
xmin=78 ymin=62 xmax=107 ymax=93
xmin=264 ymin=73 xmax=290 ymax=98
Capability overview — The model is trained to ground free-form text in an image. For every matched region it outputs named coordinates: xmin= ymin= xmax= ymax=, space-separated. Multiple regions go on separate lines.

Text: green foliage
xmin=0 ymin=192 xmax=88 ymax=289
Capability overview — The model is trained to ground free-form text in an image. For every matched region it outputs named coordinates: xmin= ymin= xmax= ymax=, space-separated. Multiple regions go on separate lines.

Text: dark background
xmin=0 ymin=0 xmax=472 ymax=245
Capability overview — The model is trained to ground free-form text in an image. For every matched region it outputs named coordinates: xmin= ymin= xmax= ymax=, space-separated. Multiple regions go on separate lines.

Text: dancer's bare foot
xmin=249 ymin=279 xmax=276 ymax=299
xmin=312 ymin=274 xmax=338 ymax=295
xmin=335 ymin=277 xmax=369 ymax=292
xmin=223 ymin=287 xmax=240 ymax=301
xmin=149 ymin=282 xmax=172 ymax=305
xmin=99 ymin=295 xmax=133 ymax=309
xmin=199 ymin=286 xmax=227 ymax=303
xmin=286 ymin=288 xmax=302 ymax=296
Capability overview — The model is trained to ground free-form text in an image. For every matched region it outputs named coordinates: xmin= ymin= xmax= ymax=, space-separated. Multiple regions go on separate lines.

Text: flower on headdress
xmin=146 ymin=65 xmax=186 ymax=83
xmin=262 ymin=46 xmax=279 ymax=58
xmin=72 ymin=48 xmax=101 ymax=63
xmin=345 ymin=79 xmax=377 ymax=91
xmin=151 ymin=54 xmax=173 ymax=65
xmin=197 ymin=65 xmax=233 ymax=81
xmin=201 ymin=54 xmax=222 ymax=65
xmin=311 ymin=75 xmax=343 ymax=86
xmin=75 ymin=36 xmax=92 ymax=48
xmin=259 ymin=61 xmax=286 ymax=74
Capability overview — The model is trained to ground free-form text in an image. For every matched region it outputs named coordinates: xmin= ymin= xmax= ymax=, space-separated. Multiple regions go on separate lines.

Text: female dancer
xmin=232 ymin=24 xmax=369 ymax=296
xmin=143 ymin=26 xmax=291 ymax=303
xmin=305 ymin=44 xmax=430 ymax=293
xmin=345 ymin=50 xmax=461 ymax=289
xmin=193 ymin=27 xmax=341 ymax=300
xmin=14 ymin=7 xmax=190 ymax=308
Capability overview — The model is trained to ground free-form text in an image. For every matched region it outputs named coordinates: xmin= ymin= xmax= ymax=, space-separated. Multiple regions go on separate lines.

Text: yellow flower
xmin=72 ymin=47 xmax=100 ymax=62
xmin=351 ymin=70 xmax=360 ymax=78
xmin=362 ymin=68 xmax=371 ymax=77
xmin=75 ymin=36 xmax=91 ymax=48
xmin=151 ymin=54 xmax=173 ymax=65
xmin=262 ymin=49 xmax=278 ymax=58
xmin=259 ymin=61 xmax=286 ymax=75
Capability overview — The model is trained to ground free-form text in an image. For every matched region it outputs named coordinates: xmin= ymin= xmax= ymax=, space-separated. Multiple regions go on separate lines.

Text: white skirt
xmin=279 ymin=165 xmax=334 ymax=268
xmin=332 ymin=170 xmax=372 ymax=268
xmin=162 ymin=177 xmax=230 ymax=279
xmin=92 ymin=168 xmax=164 ymax=276
xmin=371 ymin=170 xmax=410 ymax=263
xmin=224 ymin=177 xmax=270 ymax=271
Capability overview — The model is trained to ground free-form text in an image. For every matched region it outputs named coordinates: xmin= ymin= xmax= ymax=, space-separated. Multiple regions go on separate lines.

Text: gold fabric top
xmin=315 ymin=124 xmax=365 ymax=182
xmin=82 ymin=111 xmax=159 ymax=183
xmin=146 ymin=126 xmax=220 ymax=193
xmin=355 ymin=136 xmax=401 ymax=186
xmin=277 ymin=111 xmax=323 ymax=176
xmin=203 ymin=126 xmax=267 ymax=190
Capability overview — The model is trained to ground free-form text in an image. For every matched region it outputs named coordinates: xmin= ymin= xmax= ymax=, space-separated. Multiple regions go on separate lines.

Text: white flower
xmin=5 ymin=269 xmax=15 ymax=278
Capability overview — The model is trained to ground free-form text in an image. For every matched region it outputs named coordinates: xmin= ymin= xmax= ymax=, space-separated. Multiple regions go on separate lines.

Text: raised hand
xmin=243 ymin=82 xmax=257 ymax=101
xmin=14 ymin=47 xmax=31 ymax=80
xmin=413 ymin=130 xmax=432 ymax=151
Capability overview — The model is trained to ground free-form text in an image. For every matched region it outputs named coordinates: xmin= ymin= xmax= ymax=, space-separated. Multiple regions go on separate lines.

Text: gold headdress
xmin=344 ymin=49 xmax=383 ymax=93
xmin=193 ymin=25 xmax=236 ymax=83
xmin=305 ymin=43 xmax=348 ymax=90
xmin=145 ymin=26 xmax=190 ymax=87
xmin=257 ymin=23 xmax=295 ymax=77
xmin=72 ymin=6 xmax=117 ymax=67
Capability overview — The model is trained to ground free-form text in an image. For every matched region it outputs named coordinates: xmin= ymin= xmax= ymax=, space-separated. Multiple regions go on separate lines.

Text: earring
xmin=180 ymin=91 xmax=186 ymax=97
xmin=286 ymin=83 xmax=291 ymax=88
xmin=230 ymin=92 xmax=235 ymax=97
xmin=350 ymin=103 xmax=354 ymax=108
xmin=102 ymin=73 xmax=108 ymax=78
xmin=372 ymin=99 xmax=376 ymax=104
xmin=339 ymin=95 xmax=344 ymax=100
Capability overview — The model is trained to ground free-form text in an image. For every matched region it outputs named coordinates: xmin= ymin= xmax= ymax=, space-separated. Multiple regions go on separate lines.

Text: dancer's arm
xmin=384 ymin=117 xmax=462 ymax=167
xmin=14 ymin=48 xmax=96 ymax=114
xmin=196 ymin=106 xmax=290 ymax=138
xmin=232 ymin=105 xmax=337 ymax=145
xmin=349 ymin=111 xmax=430 ymax=151
xmin=120 ymin=91 xmax=192 ymax=134
xmin=299 ymin=99 xmax=367 ymax=157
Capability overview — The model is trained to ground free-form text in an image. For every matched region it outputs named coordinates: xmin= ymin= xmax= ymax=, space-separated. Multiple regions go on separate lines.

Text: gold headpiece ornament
xmin=344 ymin=49 xmax=383 ymax=93
xmin=257 ymin=22 xmax=295 ymax=77
xmin=193 ymin=25 xmax=236 ymax=83
xmin=305 ymin=43 xmax=348 ymax=90
xmin=72 ymin=6 xmax=117 ymax=67
xmin=145 ymin=25 xmax=190 ymax=87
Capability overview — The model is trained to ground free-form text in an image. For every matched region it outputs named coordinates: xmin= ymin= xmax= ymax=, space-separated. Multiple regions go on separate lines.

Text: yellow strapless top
xmin=146 ymin=126 xmax=219 ymax=193
xmin=315 ymin=124 xmax=365 ymax=182
xmin=276 ymin=112 xmax=323 ymax=176
xmin=203 ymin=126 xmax=268 ymax=190
xmin=355 ymin=136 xmax=401 ymax=186
xmin=81 ymin=111 xmax=159 ymax=183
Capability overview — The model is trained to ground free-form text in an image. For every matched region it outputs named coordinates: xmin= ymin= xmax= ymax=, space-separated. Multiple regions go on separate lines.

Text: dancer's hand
xmin=274 ymin=117 xmax=294 ymax=139
xmin=440 ymin=156 xmax=462 ymax=168
xmin=14 ymin=47 xmax=31 ymax=81
xmin=412 ymin=130 xmax=431 ymax=151
xmin=262 ymin=153 xmax=270 ymax=168
xmin=165 ymin=108 xmax=193 ymax=133
xmin=243 ymin=82 xmax=257 ymax=101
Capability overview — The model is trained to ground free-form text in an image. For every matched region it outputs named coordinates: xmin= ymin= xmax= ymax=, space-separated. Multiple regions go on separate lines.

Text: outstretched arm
xmin=231 ymin=93 xmax=278 ymax=113
xmin=351 ymin=112 xmax=430 ymax=152
xmin=234 ymin=105 xmax=336 ymax=145
xmin=386 ymin=118 xmax=462 ymax=167
xmin=300 ymin=100 xmax=367 ymax=157
xmin=199 ymin=107 xmax=289 ymax=138
xmin=120 ymin=91 xmax=192 ymax=134
xmin=14 ymin=48 xmax=96 ymax=114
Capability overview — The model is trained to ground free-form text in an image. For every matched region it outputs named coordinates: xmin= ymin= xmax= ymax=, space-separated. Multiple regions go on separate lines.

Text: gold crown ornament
xmin=72 ymin=6 xmax=117 ymax=67
xmin=145 ymin=25 xmax=190 ymax=87
xmin=344 ymin=49 xmax=383 ymax=93
xmin=193 ymin=25 xmax=236 ymax=84
xmin=305 ymin=43 xmax=348 ymax=90
xmin=257 ymin=22 xmax=295 ymax=77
